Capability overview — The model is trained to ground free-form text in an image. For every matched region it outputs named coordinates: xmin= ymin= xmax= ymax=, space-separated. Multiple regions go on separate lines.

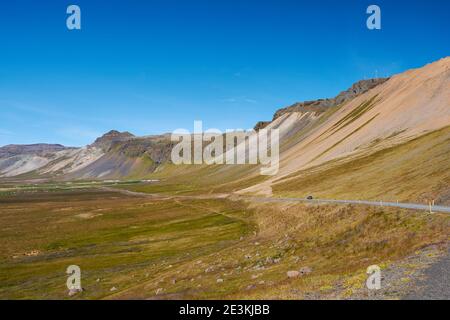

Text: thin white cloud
xmin=0 ymin=129 xmax=13 ymax=136
xmin=221 ymin=97 xmax=258 ymax=104
xmin=244 ymin=98 xmax=257 ymax=104
xmin=222 ymin=98 xmax=238 ymax=103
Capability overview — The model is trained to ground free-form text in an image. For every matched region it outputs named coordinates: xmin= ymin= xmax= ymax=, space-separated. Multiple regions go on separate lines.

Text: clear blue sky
xmin=1 ymin=0 xmax=449 ymax=146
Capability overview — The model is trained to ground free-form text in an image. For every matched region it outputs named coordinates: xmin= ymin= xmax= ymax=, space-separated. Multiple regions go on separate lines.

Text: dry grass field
xmin=1 ymin=187 xmax=448 ymax=299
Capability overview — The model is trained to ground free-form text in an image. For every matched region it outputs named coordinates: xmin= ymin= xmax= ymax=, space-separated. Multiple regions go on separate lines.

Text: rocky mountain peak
xmin=91 ymin=130 xmax=135 ymax=151
xmin=273 ymin=78 xmax=389 ymax=120
xmin=101 ymin=130 xmax=134 ymax=138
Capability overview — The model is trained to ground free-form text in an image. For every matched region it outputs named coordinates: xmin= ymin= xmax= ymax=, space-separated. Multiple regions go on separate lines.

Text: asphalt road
xmin=101 ymin=186 xmax=450 ymax=213
xmin=248 ymin=197 xmax=450 ymax=213
xmin=404 ymin=248 xmax=450 ymax=300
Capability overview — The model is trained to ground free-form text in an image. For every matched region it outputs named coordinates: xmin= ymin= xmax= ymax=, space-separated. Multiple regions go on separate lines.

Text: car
xmin=306 ymin=196 xmax=314 ymax=200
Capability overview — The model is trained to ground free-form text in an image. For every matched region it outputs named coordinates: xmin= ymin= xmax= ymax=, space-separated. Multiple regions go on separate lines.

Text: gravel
xmin=404 ymin=248 xmax=450 ymax=300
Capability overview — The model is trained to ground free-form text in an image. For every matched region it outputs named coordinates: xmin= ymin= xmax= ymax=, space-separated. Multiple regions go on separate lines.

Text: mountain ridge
xmin=254 ymin=77 xmax=389 ymax=131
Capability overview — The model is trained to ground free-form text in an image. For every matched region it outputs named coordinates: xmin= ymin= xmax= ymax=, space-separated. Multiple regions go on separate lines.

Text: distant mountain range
xmin=0 ymin=130 xmax=173 ymax=180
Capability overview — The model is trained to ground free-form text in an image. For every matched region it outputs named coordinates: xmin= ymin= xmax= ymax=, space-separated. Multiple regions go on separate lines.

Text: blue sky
xmin=0 ymin=0 xmax=449 ymax=146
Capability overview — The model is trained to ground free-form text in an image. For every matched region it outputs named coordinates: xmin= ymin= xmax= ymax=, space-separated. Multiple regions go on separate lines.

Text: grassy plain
xmin=0 ymin=189 xmax=252 ymax=299
xmin=1 ymin=186 xmax=448 ymax=299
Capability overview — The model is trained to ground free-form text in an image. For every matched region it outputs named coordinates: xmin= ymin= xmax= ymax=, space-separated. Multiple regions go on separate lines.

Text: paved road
xmin=404 ymin=248 xmax=450 ymax=300
xmin=247 ymin=197 xmax=450 ymax=213
xmin=102 ymin=186 xmax=450 ymax=214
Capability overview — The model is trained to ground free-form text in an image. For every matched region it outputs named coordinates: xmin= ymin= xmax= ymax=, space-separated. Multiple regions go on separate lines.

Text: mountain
xmin=90 ymin=130 xmax=135 ymax=151
xmin=0 ymin=145 xmax=104 ymax=179
xmin=0 ymin=131 xmax=173 ymax=180
xmin=239 ymin=56 xmax=450 ymax=199
xmin=0 ymin=57 xmax=449 ymax=204
xmin=254 ymin=77 xmax=389 ymax=131
xmin=0 ymin=144 xmax=70 ymax=158
xmin=64 ymin=134 xmax=174 ymax=180
xmin=145 ymin=57 xmax=450 ymax=204
xmin=0 ymin=144 xmax=77 ymax=178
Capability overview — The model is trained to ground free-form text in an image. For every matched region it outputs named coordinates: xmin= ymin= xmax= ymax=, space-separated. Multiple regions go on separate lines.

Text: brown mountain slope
xmin=239 ymin=57 xmax=450 ymax=196
xmin=272 ymin=125 xmax=450 ymax=204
